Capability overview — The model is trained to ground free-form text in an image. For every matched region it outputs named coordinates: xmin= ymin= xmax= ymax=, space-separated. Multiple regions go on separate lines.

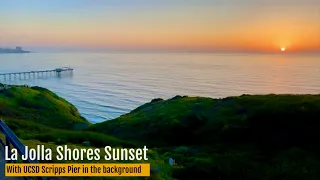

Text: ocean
xmin=0 ymin=52 xmax=319 ymax=123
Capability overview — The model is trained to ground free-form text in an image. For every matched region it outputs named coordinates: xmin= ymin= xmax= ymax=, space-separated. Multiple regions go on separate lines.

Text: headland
xmin=1 ymin=85 xmax=320 ymax=179
xmin=0 ymin=47 xmax=30 ymax=53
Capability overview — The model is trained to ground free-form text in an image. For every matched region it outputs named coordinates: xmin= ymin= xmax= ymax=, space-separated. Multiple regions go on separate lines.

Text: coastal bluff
xmin=90 ymin=94 xmax=320 ymax=179
xmin=0 ymin=47 xmax=30 ymax=53
xmin=1 ymin=85 xmax=320 ymax=179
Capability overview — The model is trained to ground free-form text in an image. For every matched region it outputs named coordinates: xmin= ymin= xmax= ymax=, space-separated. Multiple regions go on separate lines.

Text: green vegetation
xmin=0 ymin=85 xmax=171 ymax=180
xmin=91 ymin=94 xmax=320 ymax=179
xmin=0 ymin=85 xmax=89 ymax=129
xmin=1 ymin=85 xmax=320 ymax=179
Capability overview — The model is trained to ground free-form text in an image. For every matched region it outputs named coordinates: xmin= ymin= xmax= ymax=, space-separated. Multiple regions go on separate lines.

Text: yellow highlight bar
xmin=5 ymin=163 xmax=150 ymax=177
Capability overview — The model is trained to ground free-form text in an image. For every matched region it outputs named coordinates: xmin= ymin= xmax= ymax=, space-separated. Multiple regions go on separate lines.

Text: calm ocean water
xmin=0 ymin=52 xmax=319 ymax=123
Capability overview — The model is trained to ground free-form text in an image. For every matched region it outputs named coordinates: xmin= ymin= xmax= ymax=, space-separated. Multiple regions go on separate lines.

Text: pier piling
xmin=0 ymin=67 xmax=73 ymax=80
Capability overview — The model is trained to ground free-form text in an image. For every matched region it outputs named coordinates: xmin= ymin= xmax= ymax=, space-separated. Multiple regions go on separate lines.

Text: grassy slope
xmin=90 ymin=94 xmax=320 ymax=146
xmin=89 ymin=96 xmax=215 ymax=146
xmin=0 ymin=85 xmax=89 ymax=129
xmin=91 ymin=94 xmax=320 ymax=179
xmin=2 ymin=84 xmax=320 ymax=179
xmin=0 ymin=85 xmax=171 ymax=180
xmin=0 ymin=85 xmax=141 ymax=148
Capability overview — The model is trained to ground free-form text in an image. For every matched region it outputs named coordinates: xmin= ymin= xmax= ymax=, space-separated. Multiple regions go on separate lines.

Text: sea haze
xmin=0 ymin=52 xmax=319 ymax=123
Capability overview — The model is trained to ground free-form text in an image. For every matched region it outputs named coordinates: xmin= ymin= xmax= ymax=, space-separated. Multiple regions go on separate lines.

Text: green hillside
xmin=90 ymin=94 xmax=320 ymax=179
xmin=0 ymin=85 xmax=140 ymax=148
xmin=0 ymin=84 xmax=89 ymax=129
xmin=2 ymin=84 xmax=320 ymax=179
xmin=0 ymin=84 xmax=171 ymax=179
xmin=90 ymin=94 xmax=320 ymax=147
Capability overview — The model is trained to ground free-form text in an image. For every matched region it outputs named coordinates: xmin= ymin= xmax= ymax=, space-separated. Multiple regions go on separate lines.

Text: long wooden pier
xmin=0 ymin=67 xmax=73 ymax=80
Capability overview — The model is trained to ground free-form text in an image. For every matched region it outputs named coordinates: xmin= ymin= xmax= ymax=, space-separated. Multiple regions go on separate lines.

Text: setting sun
xmin=281 ymin=47 xmax=286 ymax=52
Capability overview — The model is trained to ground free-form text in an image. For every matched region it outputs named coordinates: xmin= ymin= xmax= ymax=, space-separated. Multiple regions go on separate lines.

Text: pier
xmin=0 ymin=67 xmax=73 ymax=80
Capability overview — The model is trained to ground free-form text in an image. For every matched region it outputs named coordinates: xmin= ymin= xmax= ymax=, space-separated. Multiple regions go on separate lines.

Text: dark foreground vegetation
xmin=1 ymin=84 xmax=320 ymax=180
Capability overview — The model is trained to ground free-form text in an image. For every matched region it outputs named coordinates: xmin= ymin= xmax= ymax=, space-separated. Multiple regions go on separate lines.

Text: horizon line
xmin=17 ymin=47 xmax=320 ymax=55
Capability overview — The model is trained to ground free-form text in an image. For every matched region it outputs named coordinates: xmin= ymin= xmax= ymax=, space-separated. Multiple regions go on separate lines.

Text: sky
xmin=1 ymin=0 xmax=320 ymax=53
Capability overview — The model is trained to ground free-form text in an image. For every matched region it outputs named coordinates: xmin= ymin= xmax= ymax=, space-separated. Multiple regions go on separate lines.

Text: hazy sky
xmin=1 ymin=0 xmax=320 ymax=53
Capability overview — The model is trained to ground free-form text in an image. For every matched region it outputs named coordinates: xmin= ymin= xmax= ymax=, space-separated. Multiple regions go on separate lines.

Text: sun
xmin=281 ymin=47 xmax=286 ymax=52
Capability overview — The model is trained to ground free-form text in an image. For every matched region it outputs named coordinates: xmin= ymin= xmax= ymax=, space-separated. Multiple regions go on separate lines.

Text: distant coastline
xmin=0 ymin=47 xmax=31 ymax=53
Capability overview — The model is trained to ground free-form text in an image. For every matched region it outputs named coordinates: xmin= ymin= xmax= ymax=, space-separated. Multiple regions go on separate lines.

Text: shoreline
xmin=1 ymin=85 xmax=320 ymax=179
